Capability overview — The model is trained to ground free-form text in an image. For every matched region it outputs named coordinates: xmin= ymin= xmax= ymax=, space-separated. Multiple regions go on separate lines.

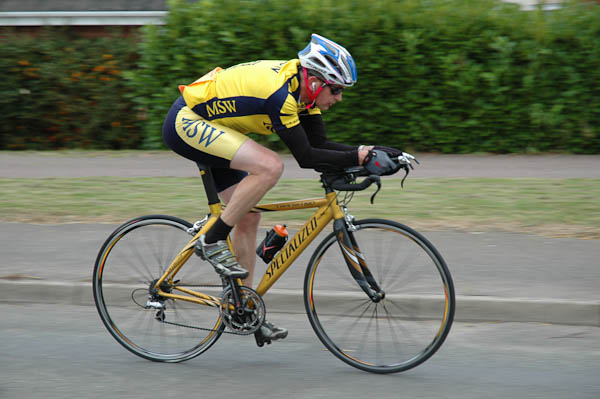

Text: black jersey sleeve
xmin=299 ymin=113 xmax=357 ymax=151
xmin=276 ymin=120 xmax=358 ymax=170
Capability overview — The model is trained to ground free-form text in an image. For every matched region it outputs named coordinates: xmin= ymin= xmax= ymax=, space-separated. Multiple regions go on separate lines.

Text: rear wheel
xmin=304 ymin=219 xmax=455 ymax=374
xmin=93 ymin=215 xmax=224 ymax=362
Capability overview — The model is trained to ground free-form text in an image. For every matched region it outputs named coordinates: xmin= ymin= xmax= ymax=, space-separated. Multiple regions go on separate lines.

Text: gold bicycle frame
xmin=153 ymin=191 xmax=346 ymax=305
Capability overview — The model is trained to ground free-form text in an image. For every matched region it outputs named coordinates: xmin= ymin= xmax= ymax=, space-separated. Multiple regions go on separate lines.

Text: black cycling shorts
xmin=162 ymin=96 xmax=248 ymax=193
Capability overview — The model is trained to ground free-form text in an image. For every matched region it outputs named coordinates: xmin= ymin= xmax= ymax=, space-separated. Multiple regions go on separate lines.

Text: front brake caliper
xmin=342 ymin=206 xmax=357 ymax=232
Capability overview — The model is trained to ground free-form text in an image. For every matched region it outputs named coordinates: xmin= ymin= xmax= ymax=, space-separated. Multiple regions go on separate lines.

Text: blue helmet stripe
xmin=347 ymin=56 xmax=358 ymax=82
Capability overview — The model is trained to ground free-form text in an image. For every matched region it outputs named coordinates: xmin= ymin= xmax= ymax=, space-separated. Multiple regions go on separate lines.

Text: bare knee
xmin=262 ymin=154 xmax=284 ymax=186
xmin=249 ymin=150 xmax=283 ymax=187
xmin=231 ymin=141 xmax=283 ymax=186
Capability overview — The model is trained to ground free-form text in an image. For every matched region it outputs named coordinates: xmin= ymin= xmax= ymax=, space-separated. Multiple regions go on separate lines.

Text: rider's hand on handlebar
xmin=357 ymin=145 xmax=374 ymax=165
xmin=363 ymin=150 xmax=398 ymax=176
xmin=372 ymin=146 xmax=419 ymax=169
xmin=373 ymin=145 xmax=403 ymax=158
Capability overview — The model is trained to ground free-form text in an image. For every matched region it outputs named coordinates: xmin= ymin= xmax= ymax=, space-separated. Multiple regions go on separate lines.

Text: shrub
xmin=2 ymin=0 xmax=599 ymax=153
xmin=0 ymin=28 xmax=142 ymax=149
xmin=131 ymin=0 xmax=600 ymax=153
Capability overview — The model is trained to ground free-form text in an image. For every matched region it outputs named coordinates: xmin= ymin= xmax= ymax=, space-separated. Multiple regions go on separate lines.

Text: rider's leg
xmin=211 ymin=140 xmax=288 ymax=341
xmin=202 ymin=138 xmax=281 ymax=244
xmin=198 ymin=139 xmax=282 ymax=277
xmin=220 ymin=138 xmax=283 ymax=225
xmin=218 ymin=183 xmax=261 ymax=287
xmin=163 ymin=102 xmax=270 ymax=280
xmin=215 ymin=139 xmax=281 ymax=285
xmin=231 ymin=213 xmax=261 ymax=287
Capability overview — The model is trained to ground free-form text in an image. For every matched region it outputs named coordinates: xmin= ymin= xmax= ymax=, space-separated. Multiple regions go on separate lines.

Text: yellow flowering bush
xmin=0 ymin=27 xmax=142 ymax=149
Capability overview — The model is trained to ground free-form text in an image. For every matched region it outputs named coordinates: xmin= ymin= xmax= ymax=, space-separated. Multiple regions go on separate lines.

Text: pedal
xmin=254 ymin=329 xmax=272 ymax=347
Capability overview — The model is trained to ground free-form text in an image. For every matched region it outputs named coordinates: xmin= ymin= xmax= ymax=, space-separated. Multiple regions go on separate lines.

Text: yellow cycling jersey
xmin=178 ymin=59 xmax=321 ymax=136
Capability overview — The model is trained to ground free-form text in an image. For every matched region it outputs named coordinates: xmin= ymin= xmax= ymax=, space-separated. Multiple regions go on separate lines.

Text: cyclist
xmin=162 ymin=33 xmax=409 ymax=342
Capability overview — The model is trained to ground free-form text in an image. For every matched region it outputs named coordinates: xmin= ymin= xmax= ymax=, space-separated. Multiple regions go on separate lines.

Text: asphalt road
xmin=2 ymin=223 xmax=599 ymax=306
xmin=1 ymin=303 xmax=599 ymax=399
xmin=1 ymin=152 xmax=599 ymax=398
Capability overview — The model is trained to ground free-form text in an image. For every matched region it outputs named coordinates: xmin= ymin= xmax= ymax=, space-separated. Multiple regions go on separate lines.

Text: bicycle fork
xmin=334 ymin=219 xmax=385 ymax=302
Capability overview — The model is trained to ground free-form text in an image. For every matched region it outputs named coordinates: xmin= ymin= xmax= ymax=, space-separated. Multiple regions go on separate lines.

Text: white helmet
xmin=298 ymin=33 xmax=357 ymax=87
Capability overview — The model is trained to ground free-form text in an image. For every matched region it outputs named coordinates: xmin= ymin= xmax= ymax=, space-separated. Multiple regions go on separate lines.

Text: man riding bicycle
xmin=162 ymin=33 xmax=413 ymax=342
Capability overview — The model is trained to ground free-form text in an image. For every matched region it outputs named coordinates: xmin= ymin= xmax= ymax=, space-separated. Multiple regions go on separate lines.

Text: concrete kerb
xmin=2 ymin=280 xmax=598 ymax=327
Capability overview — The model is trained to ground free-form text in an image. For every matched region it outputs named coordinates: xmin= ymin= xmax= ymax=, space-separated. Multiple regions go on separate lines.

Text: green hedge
xmin=2 ymin=0 xmax=599 ymax=153
xmin=0 ymin=28 xmax=142 ymax=149
xmin=132 ymin=0 xmax=600 ymax=153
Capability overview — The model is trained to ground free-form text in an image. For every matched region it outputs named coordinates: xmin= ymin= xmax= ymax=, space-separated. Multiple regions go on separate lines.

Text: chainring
xmin=220 ymin=286 xmax=266 ymax=335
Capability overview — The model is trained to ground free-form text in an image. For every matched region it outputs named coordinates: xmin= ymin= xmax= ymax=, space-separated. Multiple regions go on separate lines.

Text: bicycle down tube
xmin=152 ymin=189 xmax=382 ymax=306
xmin=151 ymin=192 xmax=343 ymax=301
xmin=254 ymin=193 xmax=340 ymax=295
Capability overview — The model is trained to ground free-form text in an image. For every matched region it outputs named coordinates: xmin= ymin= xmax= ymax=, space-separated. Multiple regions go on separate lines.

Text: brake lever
xmin=398 ymin=152 xmax=419 ymax=170
xmin=396 ymin=152 xmax=419 ymax=186
xmin=369 ymin=176 xmax=382 ymax=204
xmin=400 ymin=165 xmax=410 ymax=188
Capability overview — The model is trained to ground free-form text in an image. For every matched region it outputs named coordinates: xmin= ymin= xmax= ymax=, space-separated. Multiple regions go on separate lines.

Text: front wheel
xmin=304 ymin=219 xmax=455 ymax=374
xmin=93 ymin=215 xmax=225 ymax=362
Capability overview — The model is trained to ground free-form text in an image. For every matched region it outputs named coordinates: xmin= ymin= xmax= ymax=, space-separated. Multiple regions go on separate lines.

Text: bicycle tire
xmin=93 ymin=215 xmax=225 ymax=362
xmin=304 ymin=219 xmax=455 ymax=374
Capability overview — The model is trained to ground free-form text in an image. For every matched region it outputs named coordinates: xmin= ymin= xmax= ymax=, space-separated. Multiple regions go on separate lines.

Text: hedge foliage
xmin=2 ymin=0 xmax=599 ymax=153
xmin=0 ymin=28 xmax=142 ymax=149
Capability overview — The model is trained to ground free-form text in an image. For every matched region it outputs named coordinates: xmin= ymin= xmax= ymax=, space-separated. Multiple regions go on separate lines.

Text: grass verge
xmin=1 ymin=177 xmax=598 ymax=239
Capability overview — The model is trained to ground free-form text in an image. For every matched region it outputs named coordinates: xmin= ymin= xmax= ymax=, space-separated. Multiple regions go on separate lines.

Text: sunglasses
xmin=327 ymin=84 xmax=344 ymax=95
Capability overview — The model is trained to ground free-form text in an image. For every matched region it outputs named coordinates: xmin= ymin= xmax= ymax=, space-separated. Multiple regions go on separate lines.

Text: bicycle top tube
xmin=196 ymin=160 xmax=411 ymax=215
xmin=197 ymin=162 xmax=387 ymax=202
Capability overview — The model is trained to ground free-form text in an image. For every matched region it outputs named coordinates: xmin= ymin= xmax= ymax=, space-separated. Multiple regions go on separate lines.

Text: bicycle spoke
xmin=381 ymin=300 xmax=422 ymax=347
xmin=144 ymin=228 xmax=167 ymax=277
xmin=94 ymin=216 xmax=224 ymax=362
xmin=305 ymin=220 xmax=454 ymax=373
xmin=335 ymin=301 xmax=376 ymax=350
xmin=123 ymin=237 xmax=155 ymax=284
xmin=382 ymin=304 xmax=404 ymax=355
xmin=384 ymin=248 xmax=420 ymax=293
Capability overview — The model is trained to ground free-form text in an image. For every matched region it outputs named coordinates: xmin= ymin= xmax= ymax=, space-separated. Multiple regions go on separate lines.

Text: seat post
xmin=196 ymin=163 xmax=220 ymax=205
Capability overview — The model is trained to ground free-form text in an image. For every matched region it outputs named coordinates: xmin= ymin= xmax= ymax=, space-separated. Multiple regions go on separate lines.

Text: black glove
xmin=363 ymin=150 xmax=398 ymax=176
xmin=374 ymin=145 xmax=403 ymax=159
xmin=374 ymin=146 xmax=419 ymax=170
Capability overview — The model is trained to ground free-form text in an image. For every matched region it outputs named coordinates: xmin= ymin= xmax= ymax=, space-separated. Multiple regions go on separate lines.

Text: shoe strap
xmin=205 ymin=241 xmax=240 ymax=268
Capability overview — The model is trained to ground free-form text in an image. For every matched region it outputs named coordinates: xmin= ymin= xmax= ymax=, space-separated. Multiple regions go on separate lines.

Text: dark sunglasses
xmin=327 ymin=84 xmax=344 ymax=95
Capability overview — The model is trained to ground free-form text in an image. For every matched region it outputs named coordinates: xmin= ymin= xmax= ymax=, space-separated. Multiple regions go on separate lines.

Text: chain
xmin=157 ymin=318 xmax=251 ymax=336
xmin=144 ymin=283 xmax=263 ymax=336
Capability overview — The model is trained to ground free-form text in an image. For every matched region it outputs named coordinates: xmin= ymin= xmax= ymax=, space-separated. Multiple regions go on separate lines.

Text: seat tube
xmin=197 ymin=164 xmax=220 ymax=206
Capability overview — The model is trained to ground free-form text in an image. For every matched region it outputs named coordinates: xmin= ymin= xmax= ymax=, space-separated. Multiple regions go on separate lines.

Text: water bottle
xmin=256 ymin=225 xmax=288 ymax=263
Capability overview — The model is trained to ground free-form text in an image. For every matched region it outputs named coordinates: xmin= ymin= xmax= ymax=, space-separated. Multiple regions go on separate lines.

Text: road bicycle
xmin=93 ymin=158 xmax=455 ymax=374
